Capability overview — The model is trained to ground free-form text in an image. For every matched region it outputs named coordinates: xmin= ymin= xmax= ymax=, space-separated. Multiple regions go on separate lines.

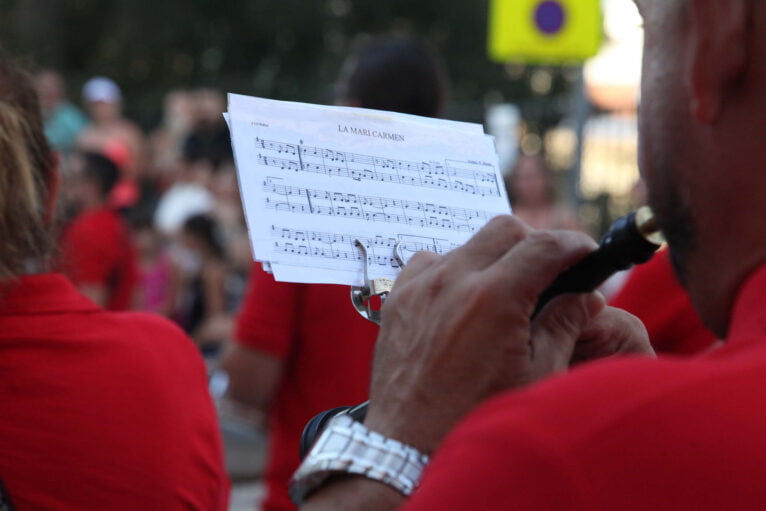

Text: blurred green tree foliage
xmin=0 ymin=0 xmax=573 ymax=128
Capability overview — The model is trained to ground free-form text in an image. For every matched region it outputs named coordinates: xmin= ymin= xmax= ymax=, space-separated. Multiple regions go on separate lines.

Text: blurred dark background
xmin=0 ymin=0 xmax=574 ymax=130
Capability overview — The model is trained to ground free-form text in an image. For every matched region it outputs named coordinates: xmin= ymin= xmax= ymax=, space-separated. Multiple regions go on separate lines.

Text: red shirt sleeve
xmin=403 ymin=402 xmax=588 ymax=510
xmin=235 ymin=263 xmax=300 ymax=359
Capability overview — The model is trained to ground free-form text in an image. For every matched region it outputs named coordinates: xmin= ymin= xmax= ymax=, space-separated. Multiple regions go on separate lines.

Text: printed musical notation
xmin=255 ymin=137 xmax=501 ymax=198
xmin=262 ymin=177 xmax=492 ymax=233
xmin=271 ymin=225 xmax=459 ymax=269
xmin=227 ymin=93 xmax=510 ymax=285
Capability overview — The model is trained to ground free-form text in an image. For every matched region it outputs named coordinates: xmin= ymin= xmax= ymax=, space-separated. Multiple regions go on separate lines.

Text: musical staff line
xmin=262 ymin=177 xmax=492 ymax=233
xmin=271 ymin=225 xmax=459 ymax=269
xmin=254 ymin=137 xmax=500 ymax=197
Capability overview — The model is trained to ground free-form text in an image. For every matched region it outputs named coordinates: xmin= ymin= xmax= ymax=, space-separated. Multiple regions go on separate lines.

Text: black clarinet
xmin=299 ymin=207 xmax=664 ymax=459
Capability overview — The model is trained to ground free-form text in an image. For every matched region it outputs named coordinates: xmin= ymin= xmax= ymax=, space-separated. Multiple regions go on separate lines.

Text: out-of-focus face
xmin=190 ymin=89 xmax=225 ymax=127
xmin=512 ymin=156 xmax=551 ymax=206
xmin=164 ymin=91 xmax=193 ymax=132
xmin=178 ymin=227 xmax=203 ymax=255
xmin=135 ymin=227 xmax=161 ymax=258
xmin=35 ymin=71 xmax=63 ymax=114
xmin=87 ymin=100 xmax=121 ymax=124
xmin=62 ymin=154 xmax=92 ymax=211
xmin=636 ymin=0 xmax=698 ymax=283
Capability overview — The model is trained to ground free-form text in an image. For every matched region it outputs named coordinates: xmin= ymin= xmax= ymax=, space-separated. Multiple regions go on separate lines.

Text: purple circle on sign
xmin=535 ymin=0 xmax=566 ymax=35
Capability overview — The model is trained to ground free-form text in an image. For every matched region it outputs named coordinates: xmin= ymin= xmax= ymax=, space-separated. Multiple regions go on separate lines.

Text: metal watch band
xmin=289 ymin=414 xmax=430 ymax=504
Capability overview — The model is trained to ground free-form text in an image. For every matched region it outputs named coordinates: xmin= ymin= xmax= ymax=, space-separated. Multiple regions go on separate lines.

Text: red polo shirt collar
xmin=0 ymin=273 xmax=100 ymax=316
xmin=728 ymin=264 xmax=766 ymax=342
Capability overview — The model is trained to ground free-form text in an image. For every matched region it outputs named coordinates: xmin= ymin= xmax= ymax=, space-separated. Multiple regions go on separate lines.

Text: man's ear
xmin=688 ymin=0 xmax=751 ymax=124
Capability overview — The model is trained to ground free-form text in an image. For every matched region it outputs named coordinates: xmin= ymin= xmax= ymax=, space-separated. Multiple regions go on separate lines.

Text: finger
xmin=487 ymin=229 xmax=598 ymax=311
xmin=446 ymin=215 xmax=531 ymax=271
xmin=529 ymin=291 xmax=606 ymax=378
xmin=572 ymin=306 xmax=655 ymax=364
xmin=395 ymin=250 xmax=440 ymax=284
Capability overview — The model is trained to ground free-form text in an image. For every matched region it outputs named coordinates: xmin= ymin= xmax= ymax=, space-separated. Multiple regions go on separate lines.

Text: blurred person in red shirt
xmin=59 ymin=151 xmax=138 ymax=310
xmin=222 ymin=35 xmax=448 ymax=511
xmin=0 ymin=46 xmax=228 ymax=509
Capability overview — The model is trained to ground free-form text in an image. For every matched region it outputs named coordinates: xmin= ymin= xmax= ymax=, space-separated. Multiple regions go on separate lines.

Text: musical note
xmin=261 ymin=177 xmax=491 ymax=234
xmin=253 ymin=136 xmax=501 ymax=198
xmin=271 ymin=226 xmax=461 ymax=268
xmin=227 ymin=93 xmax=511 ymax=286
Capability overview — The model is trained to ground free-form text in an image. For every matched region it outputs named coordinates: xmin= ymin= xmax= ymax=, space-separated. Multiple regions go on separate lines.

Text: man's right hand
xmin=303 ymin=216 xmax=653 ymax=511
xmin=363 ymin=215 xmax=653 ymax=455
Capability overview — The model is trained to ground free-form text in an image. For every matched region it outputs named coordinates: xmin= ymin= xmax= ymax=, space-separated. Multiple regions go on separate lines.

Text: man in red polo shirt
xmin=60 ymin=151 xmax=137 ymax=310
xmin=224 ymin=265 xmax=378 ymax=510
xmin=298 ymin=1 xmax=766 ymax=509
xmin=223 ymin=35 xmax=448 ymax=511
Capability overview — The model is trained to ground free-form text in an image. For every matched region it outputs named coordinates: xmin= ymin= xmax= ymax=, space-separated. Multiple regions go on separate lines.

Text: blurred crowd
xmin=40 ymin=57 xmax=590 ymax=365
xmin=12 ymin=30 xmax=719 ymax=511
xmin=39 ymin=71 xmax=251 ymax=356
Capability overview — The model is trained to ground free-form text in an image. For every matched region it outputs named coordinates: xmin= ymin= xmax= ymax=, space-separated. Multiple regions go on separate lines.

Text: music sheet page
xmin=227 ymin=93 xmax=511 ymax=286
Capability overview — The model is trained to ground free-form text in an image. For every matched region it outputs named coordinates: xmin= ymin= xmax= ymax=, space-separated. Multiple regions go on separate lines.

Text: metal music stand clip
xmin=350 ymin=240 xmax=405 ymax=326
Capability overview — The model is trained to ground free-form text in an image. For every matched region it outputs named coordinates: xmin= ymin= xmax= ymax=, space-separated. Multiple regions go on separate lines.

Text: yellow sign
xmin=488 ymin=0 xmax=603 ymax=63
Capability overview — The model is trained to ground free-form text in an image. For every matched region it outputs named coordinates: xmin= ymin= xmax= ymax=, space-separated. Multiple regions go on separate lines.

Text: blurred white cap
xmin=82 ymin=76 xmax=122 ymax=103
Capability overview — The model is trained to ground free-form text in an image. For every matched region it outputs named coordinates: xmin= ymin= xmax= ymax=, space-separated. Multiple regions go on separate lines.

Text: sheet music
xmin=227 ymin=94 xmax=511 ymax=286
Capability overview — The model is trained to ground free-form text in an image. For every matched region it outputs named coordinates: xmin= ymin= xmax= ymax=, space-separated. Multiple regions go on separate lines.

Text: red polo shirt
xmin=59 ymin=207 xmax=138 ymax=310
xmin=0 ymin=274 xmax=229 ymax=510
xmin=404 ymin=264 xmax=766 ymax=510
xmin=609 ymin=250 xmax=717 ymax=355
xmin=235 ymin=264 xmax=378 ymax=511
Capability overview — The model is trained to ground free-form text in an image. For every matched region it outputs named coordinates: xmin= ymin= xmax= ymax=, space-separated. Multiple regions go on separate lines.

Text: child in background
xmin=132 ymin=216 xmax=180 ymax=317
xmin=178 ymin=214 xmax=233 ymax=355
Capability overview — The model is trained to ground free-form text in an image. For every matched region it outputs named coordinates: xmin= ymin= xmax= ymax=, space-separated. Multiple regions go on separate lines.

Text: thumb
xmin=529 ymin=292 xmax=605 ymax=380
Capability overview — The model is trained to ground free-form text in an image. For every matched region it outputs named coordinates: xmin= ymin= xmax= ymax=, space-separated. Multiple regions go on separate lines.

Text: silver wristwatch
xmin=289 ymin=414 xmax=430 ymax=504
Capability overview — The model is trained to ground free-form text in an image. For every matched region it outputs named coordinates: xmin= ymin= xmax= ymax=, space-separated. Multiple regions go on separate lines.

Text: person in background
xmin=77 ymin=76 xmax=146 ymax=210
xmin=504 ymin=153 xmax=581 ymax=231
xmin=132 ymin=214 xmax=181 ymax=317
xmin=0 ymin=45 xmax=228 ymax=510
xmin=222 ymin=34 xmax=448 ymax=511
xmin=35 ymin=69 xmax=87 ymax=156
xmin=149 ymin=89 xmax=194 ymax=190
xmin=334 ymin=35 xmax=446 ymax=116
xmin=183 ymin=89 xmax=232 ymax=172
xmin=153 ymin=130 xmax=217 ymax=237
xmin=178 ymin=213 xmax=232 ymax=354
xmin=58 ymin=151 xmax=137 ymax=310
xmin=209 ymin=159 xmax=252 ymax=313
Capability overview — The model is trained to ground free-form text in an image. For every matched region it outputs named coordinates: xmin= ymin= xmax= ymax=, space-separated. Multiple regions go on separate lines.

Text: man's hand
xmin=571 ymin=305 xmax=655 ymax=365
xmin=364 ymin=215 xmax=652 ymax=454
xmin=302 ymin=216 xmax=653 ymax=511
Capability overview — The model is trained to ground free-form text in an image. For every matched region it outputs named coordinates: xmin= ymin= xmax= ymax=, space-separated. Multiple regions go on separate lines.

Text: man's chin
xmin=648 ymin=180 xmax=698 ymax=290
